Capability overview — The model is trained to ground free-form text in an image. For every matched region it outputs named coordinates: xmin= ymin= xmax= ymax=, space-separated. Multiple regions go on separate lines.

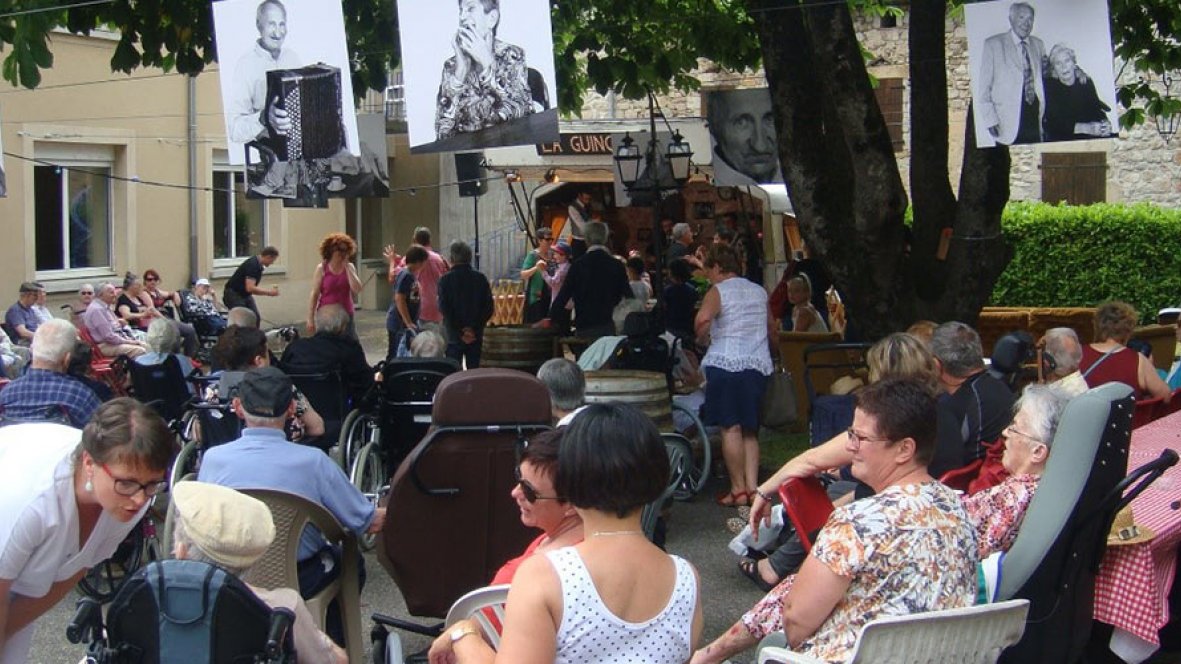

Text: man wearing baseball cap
xmin=198 ymin=366 xmax=382 ymax=644
xmin=171 ymin=481 xmax=345 ymax=663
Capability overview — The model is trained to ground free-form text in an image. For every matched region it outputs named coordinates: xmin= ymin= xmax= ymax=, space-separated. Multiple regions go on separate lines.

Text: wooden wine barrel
xmin=480 ymin=326 xmax=557 ymax=375
xmin=583 ymin=370 xmax=673 ymax=431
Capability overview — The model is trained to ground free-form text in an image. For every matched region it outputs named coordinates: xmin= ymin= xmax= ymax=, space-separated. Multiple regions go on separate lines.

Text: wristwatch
xmin=450 ymin=626 xmax=479 ymax=644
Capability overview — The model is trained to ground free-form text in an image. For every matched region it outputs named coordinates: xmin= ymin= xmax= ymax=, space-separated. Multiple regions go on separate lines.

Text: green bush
xmin=991 ymin=202 xmax=1181 ymax=323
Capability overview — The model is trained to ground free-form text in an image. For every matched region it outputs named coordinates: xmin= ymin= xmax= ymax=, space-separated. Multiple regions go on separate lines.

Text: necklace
xmin=589 ymin=529 xmax=643 ymax=538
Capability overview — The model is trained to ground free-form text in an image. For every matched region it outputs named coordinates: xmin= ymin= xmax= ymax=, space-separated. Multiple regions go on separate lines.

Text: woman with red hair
xmin=308 ymin=233 xmax=363 ymax=337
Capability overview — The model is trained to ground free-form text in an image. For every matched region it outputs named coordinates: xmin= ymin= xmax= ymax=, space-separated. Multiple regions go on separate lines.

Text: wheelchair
xmin=176 ymin=289 xmax=226 ymax=364
xmin=67 ymin=559 xmax=296 ymax=663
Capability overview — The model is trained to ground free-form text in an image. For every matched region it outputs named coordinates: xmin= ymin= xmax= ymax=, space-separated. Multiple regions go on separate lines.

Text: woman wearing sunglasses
xmin=0 ymin=398 xmax=175 ymax=662
xmin=430 ymin=403 xmax=702 ymax=664
xmin=490 ymin=429 xmax=582 ymax=585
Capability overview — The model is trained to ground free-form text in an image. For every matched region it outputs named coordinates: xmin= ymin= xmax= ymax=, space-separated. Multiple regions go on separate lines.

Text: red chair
xmin=1132 ymin=396 xmax=1165 ymax=429
xmin=939 ymin=458 xmax=984 ymax=493
xmin=777 ymin=476 xmax=834 ymax=552
xmin=76 ymin=326 xmax=127 ymax=396
xmin=1165 ymin=387 xmax=1181 ymax=418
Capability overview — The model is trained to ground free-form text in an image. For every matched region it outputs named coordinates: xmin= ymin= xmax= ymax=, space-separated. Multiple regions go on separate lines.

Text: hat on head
xmin=237 ymin=366 xmax=294 ymax=418
xmin=553 ymin=242 xmax=571 ymax=256
xmin=195 ymin=278 xmax=211 ymax=287
xmin=19 ymin=282 xmax=41 ymax=294
xmin=172 ymin=482 xmax=275 ymax=568
xmin=1107 ymin=505 xmax=1155 ymax=546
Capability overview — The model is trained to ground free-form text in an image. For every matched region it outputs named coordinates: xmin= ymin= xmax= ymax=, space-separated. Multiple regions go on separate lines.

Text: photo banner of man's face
xmin=966 ymin=0 xmax=1118 ymax=148
xmin=705 ymin=88 xmax=784 ymax=187
xmin=212 ymin=0 xmax=360 ymax=170
xmin=396 ymin=0 xmax=560 ymax=154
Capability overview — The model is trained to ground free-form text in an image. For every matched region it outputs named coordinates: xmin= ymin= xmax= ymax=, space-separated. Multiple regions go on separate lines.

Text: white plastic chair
xmin=757 ymin=599 xmax=1029 ymax=664
xmin=381 ymin=584 xmax=510 ymax=664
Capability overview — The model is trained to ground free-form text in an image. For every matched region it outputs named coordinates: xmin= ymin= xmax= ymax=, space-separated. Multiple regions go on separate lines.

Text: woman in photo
xmin=1042 ymin=43 xmax=1115 ymax=141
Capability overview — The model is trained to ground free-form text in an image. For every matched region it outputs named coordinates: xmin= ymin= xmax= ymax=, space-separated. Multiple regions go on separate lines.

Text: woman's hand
xmin=748 ymin=488 xmax=775 ymax=540
xmin=428 ymin=618 xmax=480 ymax=664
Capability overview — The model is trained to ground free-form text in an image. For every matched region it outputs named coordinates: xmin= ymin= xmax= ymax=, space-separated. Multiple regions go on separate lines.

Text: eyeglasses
xmin=846 ymin=428 xmax=893 ymax=450
xmin=79 ymin=291 xmax=94 ymax=295
xmin=100 ymin=463 xmax=168 ymax=497
xmin=144 ymin=276 xmax=159 ymax=282
xmin=514 ymin=466 xmax=558 ymax=503
xmin=1003 ymin=424 xmax=1044 ymax=445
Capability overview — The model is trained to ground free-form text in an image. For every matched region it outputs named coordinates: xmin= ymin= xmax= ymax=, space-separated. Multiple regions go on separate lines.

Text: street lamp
xmin=613 ymin=89 xmax=693 ymax=319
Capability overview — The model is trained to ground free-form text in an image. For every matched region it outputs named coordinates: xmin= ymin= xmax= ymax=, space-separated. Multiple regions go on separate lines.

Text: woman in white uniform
xmin=0 ymin=398 xmax=175 ymax=662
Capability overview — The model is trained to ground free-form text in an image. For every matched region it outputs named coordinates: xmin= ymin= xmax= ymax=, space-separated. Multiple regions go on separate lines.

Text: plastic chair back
xmin=758 ymin=599 xmax=1029 ymax=664
xmin=379 ymin=368 xmax=551 ymax=618
xmin=239 ymin=488 xmax=364 ymax=664
xmin=995 ymin=383 xmax=1133 ymax=663
xmin=444 ymin=585 xmax=511 ymax=650
xmin=1132 ymin=396 xmax=1165 ymax=429
xmin=778 ymin=476 xmax=834 ymax=551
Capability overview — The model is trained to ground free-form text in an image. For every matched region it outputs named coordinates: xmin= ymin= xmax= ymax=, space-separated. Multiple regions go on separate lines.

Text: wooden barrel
xmin=583 ymin=370 xmax=673 ymax=431
xmin=481 ymin=326 xmax=557 ymax=375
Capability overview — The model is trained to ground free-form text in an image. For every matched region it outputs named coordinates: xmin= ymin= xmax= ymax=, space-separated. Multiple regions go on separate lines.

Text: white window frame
xmin=33 ymin=160 xmax=115 ymax=280
xmin=384 ymin=69 xmax=406 ymax=121
xmin=211 ymin=165 xmax=269 ymax=269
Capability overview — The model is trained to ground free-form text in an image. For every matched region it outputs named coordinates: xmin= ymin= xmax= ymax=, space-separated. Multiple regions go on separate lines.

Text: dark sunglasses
xmin=514 ymin=466 xmax=558 ymax=503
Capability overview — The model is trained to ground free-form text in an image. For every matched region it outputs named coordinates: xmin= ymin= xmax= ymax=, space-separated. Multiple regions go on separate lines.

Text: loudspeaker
xmin=455 ymin=152 xmax=486 ymax=198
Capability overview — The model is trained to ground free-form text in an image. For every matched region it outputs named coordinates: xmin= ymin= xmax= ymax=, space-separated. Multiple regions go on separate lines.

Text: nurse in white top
xmin=0 ymin=399 xmax=175 ymax=663
xmin=428 ymin=402 xmax=702 ymax=664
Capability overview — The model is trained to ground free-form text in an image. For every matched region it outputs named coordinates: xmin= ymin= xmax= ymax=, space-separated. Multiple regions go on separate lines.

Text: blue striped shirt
xmin=0 ymin=368 xmax=102 ymax=428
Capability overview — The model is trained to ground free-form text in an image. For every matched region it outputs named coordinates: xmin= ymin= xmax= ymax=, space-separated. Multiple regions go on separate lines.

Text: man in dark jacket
xmin=437 ymin=240 xmax=494 ymax=368
xmin=279 ymin=304 xmax=374 ymax=407
xmin=548 ymin=221 xmax=632 ymax=341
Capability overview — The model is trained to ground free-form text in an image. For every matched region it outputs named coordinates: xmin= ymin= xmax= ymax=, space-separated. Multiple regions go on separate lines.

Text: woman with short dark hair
xmin=0 ymin=399 xmax=176 ymax=661
xmin=1079 ymin=300 xmax=1170 ymax=400
xmin=429 ymin=403 xmax=702 ymax=663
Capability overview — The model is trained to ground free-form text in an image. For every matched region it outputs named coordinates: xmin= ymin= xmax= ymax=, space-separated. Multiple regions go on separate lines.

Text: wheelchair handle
xmin=266 ymin=607 xmax=295 ymax=660
xmin=66 ymin=597 xmax=103 ymax=644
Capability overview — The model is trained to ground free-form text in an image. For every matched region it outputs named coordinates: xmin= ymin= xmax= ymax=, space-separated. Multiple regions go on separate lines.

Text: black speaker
xmin=455 ymin=152 xmax=486 ymax=198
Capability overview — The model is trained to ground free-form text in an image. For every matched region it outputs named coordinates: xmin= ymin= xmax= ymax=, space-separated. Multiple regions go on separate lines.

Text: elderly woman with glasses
xmin=0 ymin=398 xmax=176 ymax=662
xmin=490 ymin=428 xmax=583 ymax=585
xmin=692 ymin=377 xmax=977 ymax=664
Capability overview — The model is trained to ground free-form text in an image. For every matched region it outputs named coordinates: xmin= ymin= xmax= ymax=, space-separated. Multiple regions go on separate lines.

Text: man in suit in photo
xmin=975 ymin=2 xmax=1046 ymax=146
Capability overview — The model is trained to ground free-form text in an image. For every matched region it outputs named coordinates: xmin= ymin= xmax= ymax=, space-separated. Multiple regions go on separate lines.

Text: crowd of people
xmin=0 ymin=207 xmax=1172 ymax=663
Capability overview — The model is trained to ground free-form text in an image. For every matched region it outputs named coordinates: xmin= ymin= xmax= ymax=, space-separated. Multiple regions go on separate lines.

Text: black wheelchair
xmin=68 ymin=559 xmax=296 ymax=663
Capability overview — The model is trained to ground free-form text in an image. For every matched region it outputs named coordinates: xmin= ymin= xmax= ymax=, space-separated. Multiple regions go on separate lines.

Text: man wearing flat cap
xmin=171 ymin=482 xmax=346 ymax=664
xmin=198 ymin=366 xmax=383 ymax=644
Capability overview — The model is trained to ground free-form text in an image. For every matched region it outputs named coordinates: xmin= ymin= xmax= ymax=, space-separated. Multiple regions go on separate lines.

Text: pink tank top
xmin=318 ymin=261 xmax=354 ymax=314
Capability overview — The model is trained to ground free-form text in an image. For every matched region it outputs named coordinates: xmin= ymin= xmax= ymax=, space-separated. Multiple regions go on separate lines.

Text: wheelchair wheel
xmin=671 ymin=401 xmax=711 ymax=498
xmin=77 ymin=518 xmax=155 ymax=602
xmin=350 ymin=440 xmax=386 ymax=551
xmin=339 ymin=409 xmax=378 ymax=472
xmin=170 ymin=438 xmax=199 ymax=492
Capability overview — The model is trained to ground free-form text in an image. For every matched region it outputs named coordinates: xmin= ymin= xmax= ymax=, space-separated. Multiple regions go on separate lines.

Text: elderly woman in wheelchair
xmin=692 ymin=378 xmax=979 ymax=664
xmin=171 ymin=481 xmax=346 ymax=664
xmin=428 ymin=403 xmax=702 ymax=664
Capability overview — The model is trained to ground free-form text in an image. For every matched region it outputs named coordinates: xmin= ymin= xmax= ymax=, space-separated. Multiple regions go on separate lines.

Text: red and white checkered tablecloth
xmin=1093 ymin=411 xmax=1181 ymax=645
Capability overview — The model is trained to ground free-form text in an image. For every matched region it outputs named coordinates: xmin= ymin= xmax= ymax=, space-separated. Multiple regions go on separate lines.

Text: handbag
xmin=761 ymin=365 xmax=798 ymax=429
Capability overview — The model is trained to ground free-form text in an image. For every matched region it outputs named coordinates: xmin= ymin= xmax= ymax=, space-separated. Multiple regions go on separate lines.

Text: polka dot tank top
xmin=546 ymin=546 xmax=697 ymax=663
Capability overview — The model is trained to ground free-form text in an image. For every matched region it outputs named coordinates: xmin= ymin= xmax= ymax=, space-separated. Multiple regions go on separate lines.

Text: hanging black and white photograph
xmin=396 ymin=0 xmax=559 ymax=154
xmin=966 ymin=0 xmax=1119 ymax=148
xmin=704 ymin=88 xmax=784 ymax=186
xmin=0 ymin=104 xmax=7 ymax=198
xmin=323 ymin=113 xmax=391 ymax=198
xmin=213 ymin=0 xmax=361 ymax=203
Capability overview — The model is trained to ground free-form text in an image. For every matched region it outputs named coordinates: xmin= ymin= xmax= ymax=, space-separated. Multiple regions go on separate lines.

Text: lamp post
xmin=613 ymin=90 xmax=693 ymax=317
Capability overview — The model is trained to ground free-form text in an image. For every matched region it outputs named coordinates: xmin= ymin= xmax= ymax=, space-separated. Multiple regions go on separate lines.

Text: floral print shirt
xmin=796 ymin=481 xmax=978 ymax=663
xmin=961 ymin=473 xmax=1040 ymax=559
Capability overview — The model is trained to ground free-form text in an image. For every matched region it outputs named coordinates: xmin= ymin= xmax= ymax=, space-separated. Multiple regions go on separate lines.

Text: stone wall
xmin=576 ymin=11 xmax=1181 ymax=208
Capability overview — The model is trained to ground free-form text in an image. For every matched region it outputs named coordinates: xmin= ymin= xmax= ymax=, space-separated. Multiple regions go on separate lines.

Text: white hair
xmin=145 ymin=318 xmax=181 ymax=354
xmin=31 ymin=319 xmax=78 ymax=364
xmin=410 ymin=330 xmax=446 ymax=358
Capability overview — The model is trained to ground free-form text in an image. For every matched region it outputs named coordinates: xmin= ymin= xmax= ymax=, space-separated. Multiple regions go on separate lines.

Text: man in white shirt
xmin=227 ymin=0 xmax=302 ymax=144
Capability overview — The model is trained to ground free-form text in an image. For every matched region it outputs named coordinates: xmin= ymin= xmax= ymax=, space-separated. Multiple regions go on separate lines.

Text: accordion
xmin=265 ymin=63 xmax=347 ymax=161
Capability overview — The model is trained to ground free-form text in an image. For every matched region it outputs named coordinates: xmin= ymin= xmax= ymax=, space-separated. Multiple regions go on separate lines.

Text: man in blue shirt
xmin=0 ymin=319 xmax=101 ymax=427
xmin=198 ymin=365 xmax=382 ymax=643
xmin=4 ymin=283 xmax=43 ymax=344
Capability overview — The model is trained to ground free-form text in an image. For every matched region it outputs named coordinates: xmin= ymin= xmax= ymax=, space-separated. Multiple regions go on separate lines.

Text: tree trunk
xmin=753 ymin=0 xmax=1013 ymax=339
xmin=754 ymin=0 xmax=909 ymax=340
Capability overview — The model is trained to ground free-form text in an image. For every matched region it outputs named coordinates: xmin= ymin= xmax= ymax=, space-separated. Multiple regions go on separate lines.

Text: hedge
xmin=990 ymin=202 xmax=1181 ymax=324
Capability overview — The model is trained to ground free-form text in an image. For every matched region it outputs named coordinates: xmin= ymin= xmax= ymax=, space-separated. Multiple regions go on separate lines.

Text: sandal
xmin=715 ymin=490 xmax=750 ymax=507
xmin=738 ymin=558 xmax=776 ymax=592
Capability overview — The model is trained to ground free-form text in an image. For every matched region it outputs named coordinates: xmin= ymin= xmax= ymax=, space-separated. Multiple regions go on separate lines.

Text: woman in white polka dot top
xmin=429 ymin=402 xmax=702 ymax=664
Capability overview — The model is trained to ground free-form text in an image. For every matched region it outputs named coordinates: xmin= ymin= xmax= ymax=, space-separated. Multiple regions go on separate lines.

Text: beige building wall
xmin=0 ymin=32 xmax=427 ymax=325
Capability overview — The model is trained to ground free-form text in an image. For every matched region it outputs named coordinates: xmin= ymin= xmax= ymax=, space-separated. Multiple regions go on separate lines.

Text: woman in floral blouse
xmin=691 ymin=377 xmax=978 ymax=664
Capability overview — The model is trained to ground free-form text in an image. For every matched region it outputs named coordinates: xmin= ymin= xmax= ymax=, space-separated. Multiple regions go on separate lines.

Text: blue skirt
xmin=703 ymin=366 xmax=768 ymax=432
